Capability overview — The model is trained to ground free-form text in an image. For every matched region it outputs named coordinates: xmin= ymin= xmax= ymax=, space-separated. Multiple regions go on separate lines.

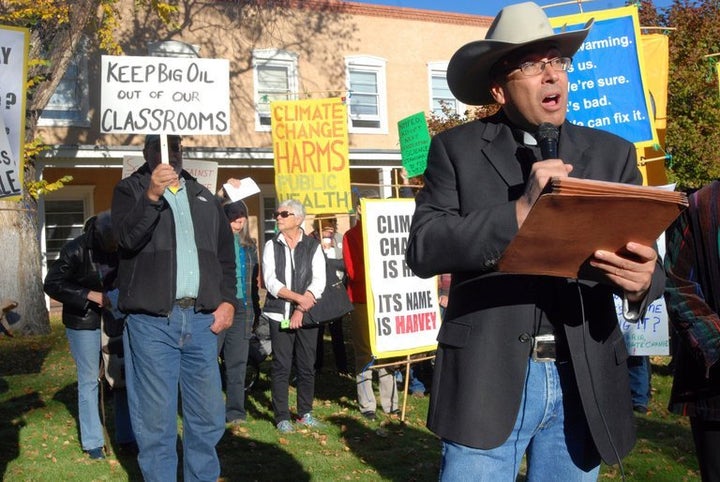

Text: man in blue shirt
xmin=111 ymin=134 xmax=236 ymax=482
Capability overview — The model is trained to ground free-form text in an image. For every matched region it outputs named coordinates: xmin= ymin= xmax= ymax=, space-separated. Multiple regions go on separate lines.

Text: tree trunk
xmin=0 ymin=192 xmax=49 ymax=335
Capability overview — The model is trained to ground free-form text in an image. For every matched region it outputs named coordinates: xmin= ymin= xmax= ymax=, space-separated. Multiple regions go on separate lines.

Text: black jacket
xmin=111 ymin=164 xmax=237 ymax=315
xmin=263 ymin=233 xmax=321 ymax=316
xmin=44 ymin=229 xmax=117 ymax=330
xmin=406 ymin=116 xmax=666 ymax=465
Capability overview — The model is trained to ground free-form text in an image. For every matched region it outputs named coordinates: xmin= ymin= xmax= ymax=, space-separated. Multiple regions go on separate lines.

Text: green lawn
xmin=0 ymin=318 xmax=701 ymax=481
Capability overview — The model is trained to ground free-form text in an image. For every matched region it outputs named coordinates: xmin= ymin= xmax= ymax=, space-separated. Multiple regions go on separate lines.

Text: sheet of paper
xmin=223 ymin=177 xmax=260 ymax=201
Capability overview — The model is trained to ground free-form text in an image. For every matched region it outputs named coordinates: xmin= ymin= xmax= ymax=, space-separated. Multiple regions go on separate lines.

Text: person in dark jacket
xmin=405 ymin=3 xmax=664 ymax=480
xmin=43 ymin=211 xmax=134 ymax=459
xmin=111 ymin=134 xmax=236 ymax=482
xmin=217 ymin=198 xmax=260 ymax=424
xmin=311 ymin=217 xmax=350 ymax=376
xmin=262 ymin=199 xmax=326 ymax=433
xmin=664 ymin=181 xmax=720 ymax=481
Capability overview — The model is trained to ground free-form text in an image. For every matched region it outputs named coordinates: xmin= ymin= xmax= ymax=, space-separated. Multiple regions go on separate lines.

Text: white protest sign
xmin=122 ymin=155 xmax=145 ymax=179
xmin=362 ymin=198 xmax=440 ymax=358
xmin=615 ymin=184 xmax=676 ymax=356
xmin=101 ymin=55 xmax=230 ymax=135
xmin=183 ymin=160 xmax=218 ymax=193
xmin=122 ymin=156 xmax=218 ymax=193
xmin=616 ymin=294 xmax=670 ymax=355
xmin=0 ymin=26 xmax=28 ymax=201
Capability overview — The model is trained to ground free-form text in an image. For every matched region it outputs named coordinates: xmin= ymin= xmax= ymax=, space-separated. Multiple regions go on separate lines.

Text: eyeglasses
xmin=273 ymin=210 xmax=295 ymax=218
xmin=512 ymin=57 xmax=572 ymax=77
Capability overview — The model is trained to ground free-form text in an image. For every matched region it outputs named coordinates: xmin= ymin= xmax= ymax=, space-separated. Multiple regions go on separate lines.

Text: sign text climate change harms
xmin=271 ymin=98 xmax=352 ymax=214
xmin=100 ymin=56 xmax=230 ymax=135
xmin=552 ymin=7 xmax=656 ymax=146
xmin=364 ymin=199 xmax=441 ymax=357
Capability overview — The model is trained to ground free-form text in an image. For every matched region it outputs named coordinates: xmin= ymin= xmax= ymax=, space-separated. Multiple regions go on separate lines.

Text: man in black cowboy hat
xmin=406 ymin=2 xmax=665 ymax=480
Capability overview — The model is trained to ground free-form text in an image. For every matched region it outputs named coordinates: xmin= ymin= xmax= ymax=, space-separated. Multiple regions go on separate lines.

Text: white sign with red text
xmin=122 ymin=156 xmax=218 ymax=193
xmin=362 ymin=198 xmax=440 ymax=359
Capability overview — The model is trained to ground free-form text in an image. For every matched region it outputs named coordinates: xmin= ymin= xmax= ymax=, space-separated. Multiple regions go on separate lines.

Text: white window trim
xmin=427 ymin=61 xmax=465 ymax=118
xmin=37 ymin=41 xmax=90 ymax=127
xmin=253 ymin=49 xmax=299 ymax=132
xmin=147 ymin=40 xmax=201 ymax=58
xmin=345 ymin=55 xmax=388 ymax=135
xmin=40 ymin=185 xmax=95 ymax=299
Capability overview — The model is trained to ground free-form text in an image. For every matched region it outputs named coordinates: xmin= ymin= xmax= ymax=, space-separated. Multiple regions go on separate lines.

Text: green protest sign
xmin=398 ymin=112 xmax=431 ymax=178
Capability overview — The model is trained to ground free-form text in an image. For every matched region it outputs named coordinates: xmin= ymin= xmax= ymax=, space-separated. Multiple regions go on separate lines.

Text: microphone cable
xmin=574 ymin=280 xmax=627 ymax=481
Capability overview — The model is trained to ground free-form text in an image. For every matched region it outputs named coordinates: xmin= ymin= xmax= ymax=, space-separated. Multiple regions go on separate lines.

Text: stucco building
xmin=36 ymin=0 xmax=491 ymax=266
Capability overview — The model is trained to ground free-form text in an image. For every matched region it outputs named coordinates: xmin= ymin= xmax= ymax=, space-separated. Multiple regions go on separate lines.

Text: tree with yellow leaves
xmin=0 ymin=0 xmax=174 ymax=334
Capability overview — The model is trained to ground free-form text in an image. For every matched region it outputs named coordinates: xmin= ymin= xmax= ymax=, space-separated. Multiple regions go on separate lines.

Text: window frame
xmin=38 ymin=40 xmax=90 ymax=127
xmin=428 ymin=61 xmax=465 ymax=118
xmin=253 ymin=49 xmax=299 ymax=132
xmin=345 ymin=55 xmax=388 ymax=134
xmin=42 ymin=185 xmax=95 ymax=269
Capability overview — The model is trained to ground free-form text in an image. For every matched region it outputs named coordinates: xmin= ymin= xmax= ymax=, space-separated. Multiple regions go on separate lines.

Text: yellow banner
xmin=640 ymin=34 xmax=669 ymax=132
xmin=639 ymin=34 xmax=670 ymax=185
xmin=271 ymin=98 xmax=352 ymax=214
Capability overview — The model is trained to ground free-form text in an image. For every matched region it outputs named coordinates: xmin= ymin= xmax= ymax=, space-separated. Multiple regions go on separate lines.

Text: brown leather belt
xmin=531 ymin=334 xmax=556 ymax=362
xmin=176 ymin=297 xmax=196 ymax=309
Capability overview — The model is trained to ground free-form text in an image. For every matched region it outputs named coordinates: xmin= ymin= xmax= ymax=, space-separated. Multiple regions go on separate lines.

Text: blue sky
xmin=354 ymin=0 xmax=674 ymax=17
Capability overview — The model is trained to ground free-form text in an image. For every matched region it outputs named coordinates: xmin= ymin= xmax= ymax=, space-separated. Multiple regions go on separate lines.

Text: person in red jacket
xmin=343 ymin=191 xmax=398 ymax=420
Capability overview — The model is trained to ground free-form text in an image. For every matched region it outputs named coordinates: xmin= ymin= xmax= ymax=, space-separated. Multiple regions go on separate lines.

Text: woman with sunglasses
xmin=261 ymin=199 xmax=326 ymax=433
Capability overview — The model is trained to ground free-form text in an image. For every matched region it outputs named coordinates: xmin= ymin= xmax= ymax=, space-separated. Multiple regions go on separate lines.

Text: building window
xmin=253 ymin=49 xmax=299 ymax=131
xmin=42 ymin=186 xmax=94 ymax=271
xmin=38 ymin=41 xmax=90 ymax=127
xmin=263 ymin=196 xmax=279 ymax=243
xmin=345 ymin=56 xmax=387 ymax=134
xmin=148 ymin=40 xmax=200 ymax=58
xmin=428 ymin=62 xmax=464 ymax=117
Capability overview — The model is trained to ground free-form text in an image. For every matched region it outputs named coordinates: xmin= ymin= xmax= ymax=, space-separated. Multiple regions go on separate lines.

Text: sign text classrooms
xmin=100 ymin=55 xmax=230 ymax=135
xmin=271 ymin=98 xmax=352 ymax=214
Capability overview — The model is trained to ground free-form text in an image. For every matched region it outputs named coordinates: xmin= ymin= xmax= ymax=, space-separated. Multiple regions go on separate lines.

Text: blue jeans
xmin=440 ymin=359 xmax=600 ymax=481
xmin=113 ymin=388 xmax=135 ymax=444
xmin=65 ymin=328 xmax=104 ymax=451
xmin=627 ymin=356 xmax=651 ymax=409
xmin=409 ymin=366 xmax=426 ymax=394
xmin=124 ymin=306 xmax=225 ymax=482
xmin=217 ymin=304 xmax=252 ymax=422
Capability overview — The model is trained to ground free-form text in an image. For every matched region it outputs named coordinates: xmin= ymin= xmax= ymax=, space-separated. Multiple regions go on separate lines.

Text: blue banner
xmin=552 ymin=7 xmax=657 ymax=147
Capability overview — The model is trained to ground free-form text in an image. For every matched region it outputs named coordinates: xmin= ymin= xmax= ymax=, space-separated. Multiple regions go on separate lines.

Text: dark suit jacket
xmin=406 ymin=114 xmax=666 ymax=465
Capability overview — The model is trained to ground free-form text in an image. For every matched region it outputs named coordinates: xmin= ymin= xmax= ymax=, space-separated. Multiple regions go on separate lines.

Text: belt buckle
xmin=176 ymin=297 xmax=196 ymax=309
xmin=532 ymin=334 xmax=556 ymax=362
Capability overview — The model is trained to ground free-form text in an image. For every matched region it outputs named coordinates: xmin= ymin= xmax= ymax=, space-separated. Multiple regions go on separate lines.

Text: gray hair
xmin=278 ymin=199 xmax=305 ymax=222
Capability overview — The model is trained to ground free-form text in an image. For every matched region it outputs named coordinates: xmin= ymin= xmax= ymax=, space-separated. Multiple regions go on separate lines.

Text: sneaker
xmin=633 ymin=405 xmax=648 ymax=414
xmin=276 ymin=420 xmax=294 ymax=433
xmin=361 ymin=411 xmax=377 ymax=420
xmin=297 ymin=412 xmax=323 ymax=428
xmin=86 ymin=447 xmax=105 ymax=460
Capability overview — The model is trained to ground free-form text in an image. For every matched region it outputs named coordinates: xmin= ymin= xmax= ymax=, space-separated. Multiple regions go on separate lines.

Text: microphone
xmin=537 ymin=122 xmax=559 ymax=160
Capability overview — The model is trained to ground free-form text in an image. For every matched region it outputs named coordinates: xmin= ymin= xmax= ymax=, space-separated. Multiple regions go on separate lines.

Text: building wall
xmin=36 ymin=0 xmax=490 ymax=150
xmin=36 ymin=1 xmax=490 ymax=264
